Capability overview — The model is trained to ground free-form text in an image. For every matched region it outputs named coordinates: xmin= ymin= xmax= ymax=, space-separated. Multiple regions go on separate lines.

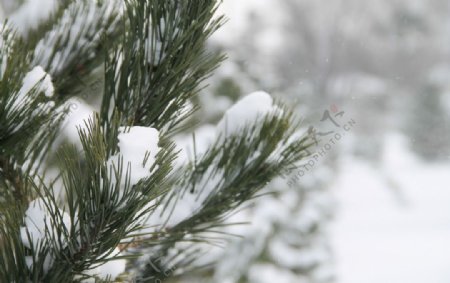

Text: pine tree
xmin=406 ymin=75 xmax=450 ymax=161
xmin=0 ymin=1 xmax=314 ymax=282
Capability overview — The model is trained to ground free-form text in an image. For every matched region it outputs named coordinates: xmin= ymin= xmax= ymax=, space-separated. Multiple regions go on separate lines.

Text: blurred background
xmin=196 ymin=0 xmax=450 ymax=282
xmin=2 ymin=0 xmax=450 ymax=282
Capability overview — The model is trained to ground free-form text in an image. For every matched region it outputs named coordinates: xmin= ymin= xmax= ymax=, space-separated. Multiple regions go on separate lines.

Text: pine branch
xmin=0 ymin=23 xmax=62 ymax=204
xmin=31 ymin=116 xmax=176 ymax=281
xmin=0 ymin=201 xmax=32 ymax=283
xmin=30 ymin=0 xmax=123 ymax=95
xmin=134 ymin=106 xmax=314 ymax=281
xmin=0 ymin=156 xmax=28 ymax=206
xmin=100 ymin=0 xmax=225 ymax=133
xmin=22 ymin=0 xmax=73 ymax=47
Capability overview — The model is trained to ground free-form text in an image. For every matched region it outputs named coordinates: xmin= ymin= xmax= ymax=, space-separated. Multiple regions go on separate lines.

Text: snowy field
xmin=331 ymin=135 xmax=450 ymax=283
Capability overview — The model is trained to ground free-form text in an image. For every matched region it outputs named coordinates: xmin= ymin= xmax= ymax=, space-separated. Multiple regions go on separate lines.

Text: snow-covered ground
xmin=331 ymin=134 xmax=450 ymax=283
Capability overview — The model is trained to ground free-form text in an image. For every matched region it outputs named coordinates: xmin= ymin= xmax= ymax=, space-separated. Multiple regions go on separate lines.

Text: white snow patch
xmin=20 ymin=66 xmax=54 ymax=98
xmin=20 ymin=197 xmax=71 ymax=250
xmin=58 ymin=98 xmax=95 ymax=147
xmin=80 ymin=248 xmax=126 ymax=282
xmin=7 ymin=66 xmax=55 ymax=133
xmin=11 ymin=66 xmax=54 ymax=113
xmin=217 ymin=91 xmax=281 ymax=137
xmin=20 ymin=197 xmax=71 ymax=273
xmin=107 ymin=126 xmax=161 ymax=188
